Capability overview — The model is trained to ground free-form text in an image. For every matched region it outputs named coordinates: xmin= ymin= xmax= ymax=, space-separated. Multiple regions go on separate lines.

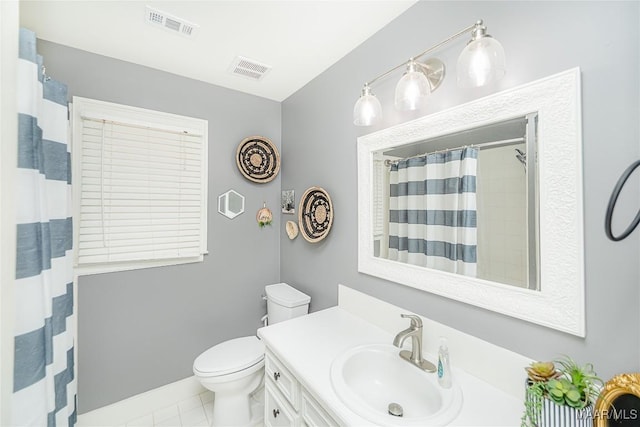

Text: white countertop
xmin=258 ymin=306 xmax=523 ymax=426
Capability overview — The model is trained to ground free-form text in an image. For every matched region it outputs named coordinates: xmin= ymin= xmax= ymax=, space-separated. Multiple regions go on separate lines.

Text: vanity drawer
xmin=301 ymin=389 xmax=338 ymax=427
xmin=265 ymin=350 xmax=300 ymax=409
xmin=265 ymin=381 xmax=298 ymax=427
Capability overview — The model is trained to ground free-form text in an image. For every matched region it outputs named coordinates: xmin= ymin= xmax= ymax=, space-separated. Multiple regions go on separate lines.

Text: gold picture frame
xmin=594 ymin=373 xmax=640 ymax=426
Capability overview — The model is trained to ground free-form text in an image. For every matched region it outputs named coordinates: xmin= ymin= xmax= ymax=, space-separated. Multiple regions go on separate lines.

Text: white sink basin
xmin=330 ymin=344 xmax=463 ymax=426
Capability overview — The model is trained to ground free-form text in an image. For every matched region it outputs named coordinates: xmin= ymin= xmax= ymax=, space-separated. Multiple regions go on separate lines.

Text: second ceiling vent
xmin=229 ymin=56 xmax=272 ymax=81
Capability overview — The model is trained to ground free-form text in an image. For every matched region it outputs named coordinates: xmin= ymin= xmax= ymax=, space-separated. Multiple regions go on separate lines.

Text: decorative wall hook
xmin=605 ymin=160 xmax=640 ymax=241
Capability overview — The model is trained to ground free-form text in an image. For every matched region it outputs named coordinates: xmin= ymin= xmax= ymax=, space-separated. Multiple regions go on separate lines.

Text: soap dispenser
xmin=437 ymin=336 xmax=452 ymax=388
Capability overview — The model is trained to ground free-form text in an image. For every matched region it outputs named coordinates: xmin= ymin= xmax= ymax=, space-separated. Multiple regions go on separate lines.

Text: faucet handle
xmin=401 ymin=314 xmax=422 ymax=328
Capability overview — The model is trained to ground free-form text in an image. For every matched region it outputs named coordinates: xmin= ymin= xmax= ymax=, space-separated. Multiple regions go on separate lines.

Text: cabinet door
xmin=265 ymin=350 xmax=300 ymax=409
xmin=301 ymin=389 xmax=339 ymax=427
xmin=265 ymin=381 xmax=298 ymax=427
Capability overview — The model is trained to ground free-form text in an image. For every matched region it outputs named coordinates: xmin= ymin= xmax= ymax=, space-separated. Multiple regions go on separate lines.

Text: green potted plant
xmin=521 ymin=356 xmax=603 ymax=427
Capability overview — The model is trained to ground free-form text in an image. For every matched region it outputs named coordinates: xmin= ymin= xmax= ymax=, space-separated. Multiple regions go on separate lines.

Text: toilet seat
xmin=193 ymin=336 xmax=265 ymax=377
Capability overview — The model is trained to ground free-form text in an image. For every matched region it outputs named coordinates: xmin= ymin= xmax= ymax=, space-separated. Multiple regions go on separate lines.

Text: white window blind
xmin=72 ymin=97 xmax=208 ymax=274
xmin=372 ymin=159 xmax=386 ymax=238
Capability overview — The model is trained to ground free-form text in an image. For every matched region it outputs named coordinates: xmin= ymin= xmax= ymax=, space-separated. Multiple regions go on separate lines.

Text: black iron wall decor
xmin=236 ymin=135 xmax=280 ymax=183
xmin=605 ymin=160 xmax=640 ymax=241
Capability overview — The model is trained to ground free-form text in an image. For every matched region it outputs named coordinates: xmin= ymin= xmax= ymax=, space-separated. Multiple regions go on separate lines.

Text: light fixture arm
xmin=364 ymin=20 xmax=483 ymax=88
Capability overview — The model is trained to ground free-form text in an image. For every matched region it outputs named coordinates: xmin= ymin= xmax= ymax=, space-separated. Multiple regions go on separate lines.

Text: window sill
xmin=74 ymin=254 xmax=205 ymax=276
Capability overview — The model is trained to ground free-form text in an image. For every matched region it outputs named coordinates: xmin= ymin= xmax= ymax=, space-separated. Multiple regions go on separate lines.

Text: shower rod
xmin=383 ymin=136 xmax=525 ymax=166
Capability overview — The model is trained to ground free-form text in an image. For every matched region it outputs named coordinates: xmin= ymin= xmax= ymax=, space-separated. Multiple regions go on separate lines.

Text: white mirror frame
xmin=357 ymin=68 xmax=585 ymax=336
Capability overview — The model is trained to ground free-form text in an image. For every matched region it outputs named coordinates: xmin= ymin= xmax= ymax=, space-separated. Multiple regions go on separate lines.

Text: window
xmin=71 ymin=97 xmax=208 ymax=275
xmin=372 ymin=158 xmax=386 ymax=239
xmin=371 ymin=153 xmax=392 ymax=258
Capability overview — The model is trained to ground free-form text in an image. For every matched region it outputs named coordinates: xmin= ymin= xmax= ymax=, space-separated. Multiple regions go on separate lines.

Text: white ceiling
xmin=20 ymin=0 xmax=417 ymax=101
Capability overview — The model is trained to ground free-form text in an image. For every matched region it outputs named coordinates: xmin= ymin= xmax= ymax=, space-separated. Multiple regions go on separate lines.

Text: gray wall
xmin=38 ymin=41 xmax=282 ymax=413
xmin=281 ymin=0 xmax=640 ymax=382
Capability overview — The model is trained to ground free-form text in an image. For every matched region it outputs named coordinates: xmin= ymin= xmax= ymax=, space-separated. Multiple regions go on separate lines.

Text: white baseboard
xmin=337 ymin=284 xmax=533 ymax=400
xmin=78 ymin=376 xmax=206 ymax=426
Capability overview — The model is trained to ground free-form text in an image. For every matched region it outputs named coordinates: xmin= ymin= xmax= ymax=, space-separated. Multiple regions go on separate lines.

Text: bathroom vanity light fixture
xmin=353 ymin=20 xmax=505 ymax=126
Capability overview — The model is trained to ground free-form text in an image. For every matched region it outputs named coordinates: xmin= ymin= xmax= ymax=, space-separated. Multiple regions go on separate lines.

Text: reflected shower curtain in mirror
xmin=388 ymin=147 xmax=478 ymax=276
xmin=14 ymin=29 xmax=76 ymax=426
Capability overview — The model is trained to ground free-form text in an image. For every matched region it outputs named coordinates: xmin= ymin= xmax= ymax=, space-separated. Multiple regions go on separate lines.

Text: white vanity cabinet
xmin=264 ymin=349 xmax=340 ymax=427
xmin=258 ymin=302 xmax=526 ymax=426
xmin=265 ymin=381 xmax=297 ymax=427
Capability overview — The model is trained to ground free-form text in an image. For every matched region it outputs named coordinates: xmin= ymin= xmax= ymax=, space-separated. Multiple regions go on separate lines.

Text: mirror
xmin=594 ymin=373 xmax=640 ymax=426
xmin=218 ymin=190 xmax=245 ymax=219
xmin=372 ymin=115 xmax=538 ymax=290
xmin=357 ymin=68 xmax=585 ymax=336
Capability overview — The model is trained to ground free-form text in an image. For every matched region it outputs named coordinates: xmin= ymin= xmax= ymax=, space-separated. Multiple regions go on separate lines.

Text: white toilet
xmin=193 ymin=283 xmax=311 ymax=426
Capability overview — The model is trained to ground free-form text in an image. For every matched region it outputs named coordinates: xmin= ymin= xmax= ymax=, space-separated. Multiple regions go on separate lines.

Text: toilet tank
xmin=265 ymin=283 xmax=310 ymax=325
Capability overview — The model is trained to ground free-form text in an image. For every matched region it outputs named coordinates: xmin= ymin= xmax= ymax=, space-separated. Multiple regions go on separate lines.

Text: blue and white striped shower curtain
xmin=14 ymin=28 xmax=76 ymax=426
xmin=388 ymin=147 xmax=478 ymax=276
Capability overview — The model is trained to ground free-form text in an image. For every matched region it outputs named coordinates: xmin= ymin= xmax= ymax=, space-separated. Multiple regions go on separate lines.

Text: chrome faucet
xmin=393 ymin=314 xmax=436 ymax=372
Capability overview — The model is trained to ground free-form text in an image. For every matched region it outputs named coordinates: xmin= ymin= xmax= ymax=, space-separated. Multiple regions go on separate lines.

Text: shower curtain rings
xmin=605 ymin=159 xmax=640 ymax=241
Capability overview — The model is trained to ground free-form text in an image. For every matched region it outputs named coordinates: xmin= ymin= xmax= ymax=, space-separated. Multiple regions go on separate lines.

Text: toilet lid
xmin=265 ymin=283 xmax=311 ymax=307
xmin=193 ymin=336 xmax=265 ymax=376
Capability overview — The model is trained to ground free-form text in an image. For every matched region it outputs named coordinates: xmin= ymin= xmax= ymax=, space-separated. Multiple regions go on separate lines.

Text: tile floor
xmin=125 ymin=392 xmax=213 ymax=427
xmin=124 ymin=389 xmax=264 ymax=427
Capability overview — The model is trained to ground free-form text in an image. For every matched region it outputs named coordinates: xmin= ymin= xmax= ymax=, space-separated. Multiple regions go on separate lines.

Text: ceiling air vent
xmin=229 ymin=56 xmax=272 ymax=81
xmin=145 ymin=6 xmax=198 ymax=38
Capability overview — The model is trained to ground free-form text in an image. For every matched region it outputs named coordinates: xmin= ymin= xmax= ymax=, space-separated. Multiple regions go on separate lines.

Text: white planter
xmin=525 ymin=385 xmax=593 ymax=427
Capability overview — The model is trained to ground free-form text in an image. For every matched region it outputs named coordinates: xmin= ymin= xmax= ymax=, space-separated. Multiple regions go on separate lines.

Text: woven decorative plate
xmin=236 ymin=136 xmax=280 ymax=183
xmin=298 ymin=187 xmax=333 ymax=243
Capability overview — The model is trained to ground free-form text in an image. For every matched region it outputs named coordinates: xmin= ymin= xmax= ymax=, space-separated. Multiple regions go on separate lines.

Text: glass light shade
xmin=394 ymin=63 xmax=430 ymax=111
xmin=457 ymin=36 xmax=506 ymax=88
xmin=353 ymin=89 xmax=382 ymax=126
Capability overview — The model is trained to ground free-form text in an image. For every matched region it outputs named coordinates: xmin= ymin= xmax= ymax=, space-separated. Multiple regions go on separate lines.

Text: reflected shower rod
xmin=383 ymin=137 xmax=525 ymax=166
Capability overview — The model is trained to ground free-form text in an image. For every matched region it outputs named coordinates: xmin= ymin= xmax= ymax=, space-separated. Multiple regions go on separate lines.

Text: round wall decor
xmin=236 ymin=136 xmax=280 ymax=183
xmin=298 ymin=187 xmax=334 ymax=243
